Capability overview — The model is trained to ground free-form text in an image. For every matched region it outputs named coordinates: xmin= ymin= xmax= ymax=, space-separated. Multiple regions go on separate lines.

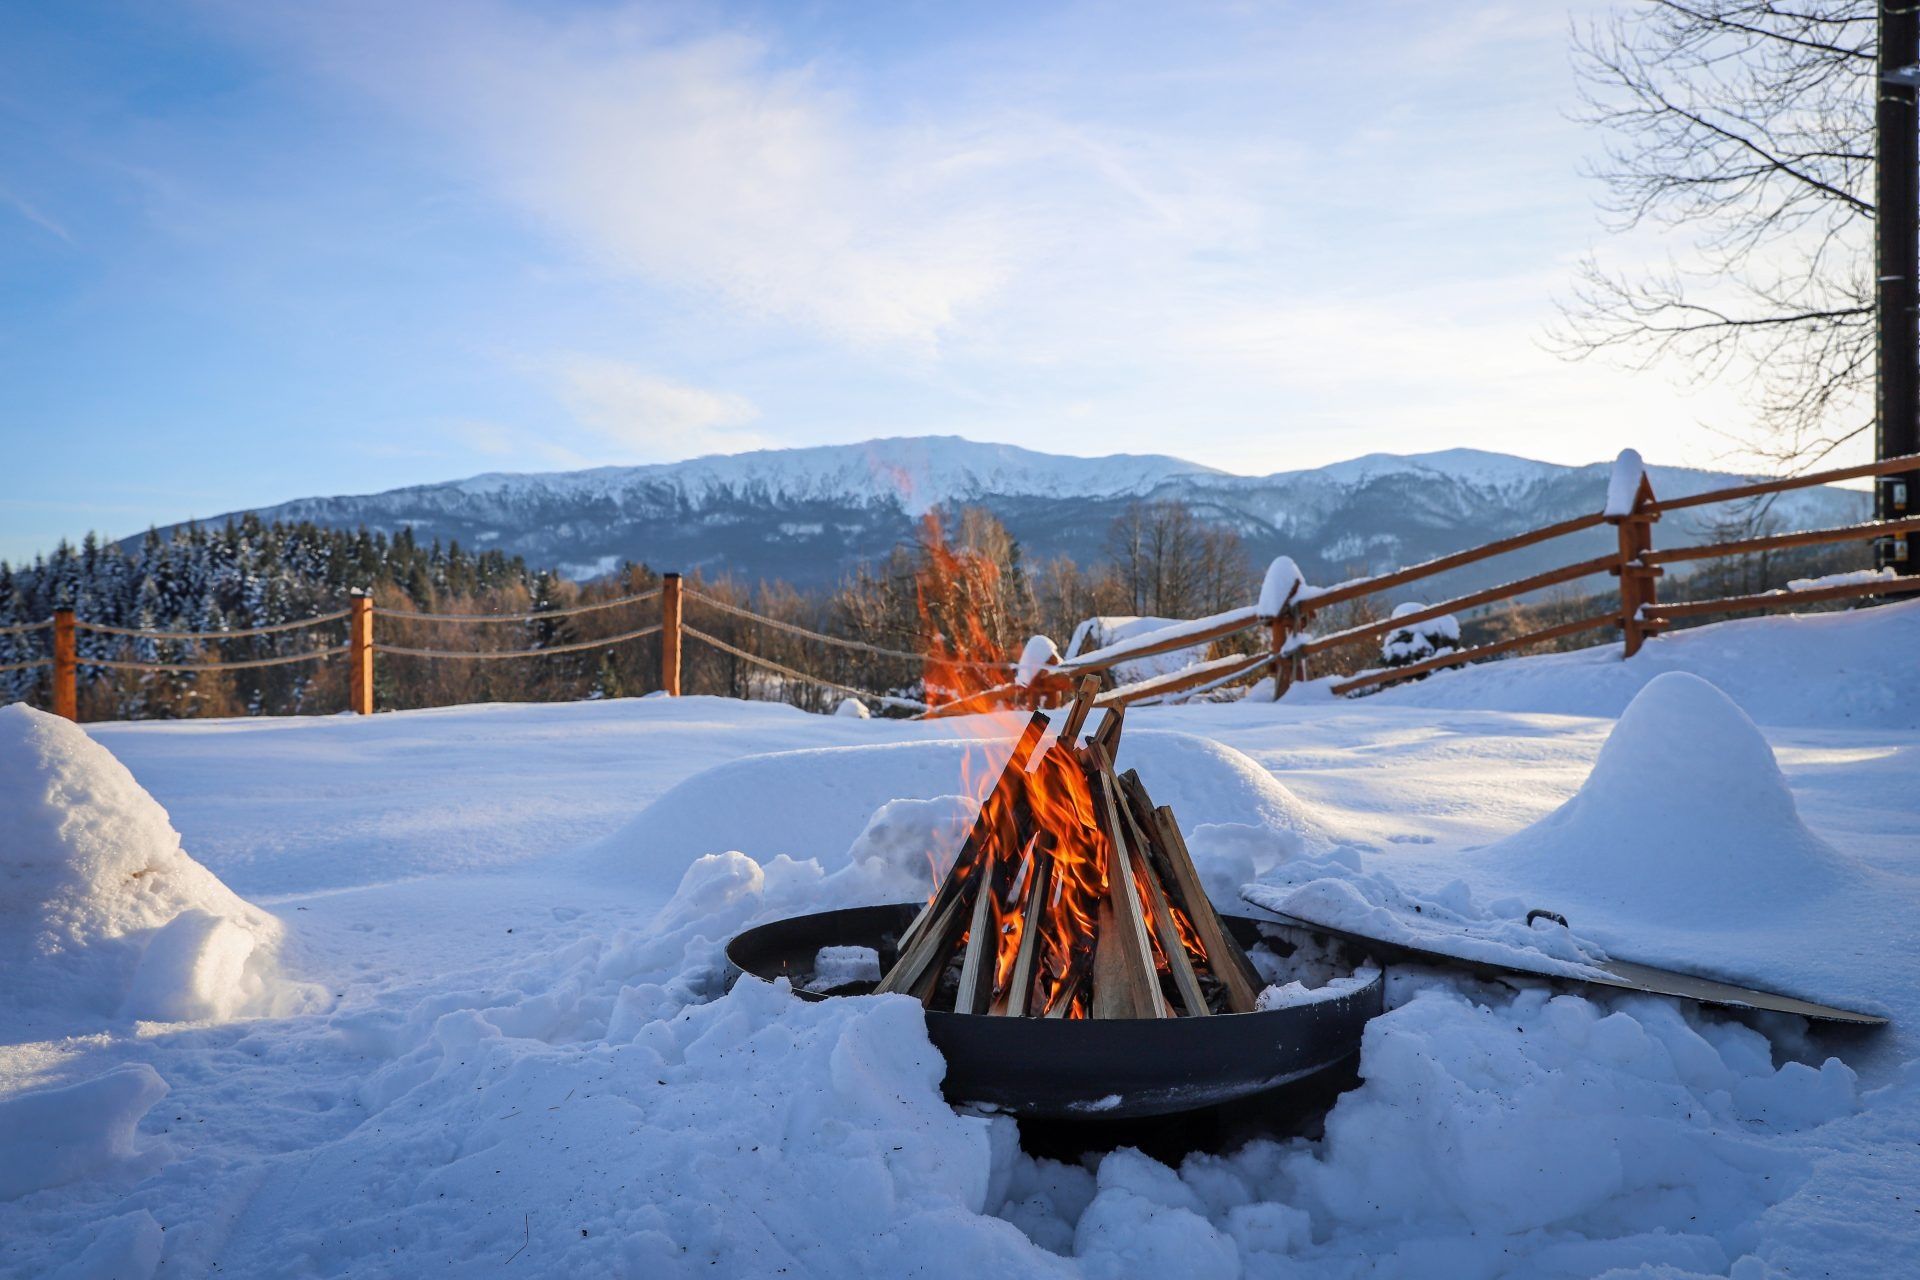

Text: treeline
xmin=0 ymin=500 xmax=1265 ymax=721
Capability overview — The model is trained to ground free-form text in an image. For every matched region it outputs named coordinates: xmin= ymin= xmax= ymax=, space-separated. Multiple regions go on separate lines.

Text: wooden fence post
xmin=52 ymin=607 xmax=76 ymax=721
xmin=349 ymin=593 xmax=374 ymax=715
xmin=1268 ymin=616 xmax=1294 ymax=698
xmin=1610 ymin=476 xmax=1661 ymax=658
xmin=661 ymin=573 xmax=683 ymax=696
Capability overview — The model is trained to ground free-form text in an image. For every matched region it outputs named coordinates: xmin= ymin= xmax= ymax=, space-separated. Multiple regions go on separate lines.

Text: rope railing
xmin=682 ymin=587 xmax=1020 ymax=671
xmin=0 ymin=658 xmax=50 ymax=674
xmin=683 ymin=624 xmax=928 ymax=712
xmin=78 ymin=646 xmax=352 ymax=673
xmin=375 ymin=623 xmax=662 ymax=661
xmin=376 ymin=588 xmax=661 ymax=624
xmin=0 ymin=619 xmax=53 ymax=636
xmin=75 ymin=610 xmax=350 ymax=640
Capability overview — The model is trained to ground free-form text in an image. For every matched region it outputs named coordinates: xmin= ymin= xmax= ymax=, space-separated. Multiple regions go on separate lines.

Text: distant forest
xmin=0 ymin=499 xmax=1873 ymax=721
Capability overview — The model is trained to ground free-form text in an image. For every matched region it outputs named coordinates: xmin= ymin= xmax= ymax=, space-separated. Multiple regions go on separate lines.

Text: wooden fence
xmin=7 ymin=449 xmax=1919 ymax=723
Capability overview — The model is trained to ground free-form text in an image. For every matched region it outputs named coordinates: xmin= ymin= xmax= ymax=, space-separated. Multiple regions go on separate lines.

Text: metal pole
xmin=1878 ymin=1 xmax=1920 ymax=571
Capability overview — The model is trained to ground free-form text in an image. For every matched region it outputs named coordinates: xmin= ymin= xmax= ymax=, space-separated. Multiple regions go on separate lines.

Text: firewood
xmin=1088 ymin=703 xmax=1124 ymax=758
xmin=1139 ymin=856 xmax=1210 ymax=1017
xmin=1149 ymin=805 xmax=1262 ymax=1012
xmin=876 ymin=887 xmax=968 ymax=998
xmin=1055 ymin=675 xmax=1101 ymax=748
xmin=1003 ymin=846 xmax=1053 ymax=1016
xmin=1088 ymin=752 xmax=1169 ymax=1018
xmin=887 ymin=713 xmax=1047 ymax=967
xmin=954 ymin=859 xmax=998 ymax=1014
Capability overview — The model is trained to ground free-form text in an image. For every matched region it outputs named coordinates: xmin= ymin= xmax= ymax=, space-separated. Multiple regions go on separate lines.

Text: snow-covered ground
xmin=4 ymin=602 xmax=1918 ymax=1279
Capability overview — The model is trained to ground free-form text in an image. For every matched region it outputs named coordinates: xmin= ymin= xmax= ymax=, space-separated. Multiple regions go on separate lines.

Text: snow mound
xmin=0 ymin=704 xmax=292 ymax=1024
xmin=1475 ymin=672 xmax=1855 ymax=928
xmin=0 ymin=1063 xmax=171 ymax=1201
xmin=571 ymin=729 xmax=1336 ymax=888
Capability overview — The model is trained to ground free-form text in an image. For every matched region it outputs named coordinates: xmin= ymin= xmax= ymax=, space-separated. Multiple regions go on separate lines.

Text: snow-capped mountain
xmin=147 ymin=437 xmax=1869 ymax=592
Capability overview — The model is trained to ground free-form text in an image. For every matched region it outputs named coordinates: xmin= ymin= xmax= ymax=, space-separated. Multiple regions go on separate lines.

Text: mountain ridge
xmin=132 ymin=436 xmax=1869 ymax=594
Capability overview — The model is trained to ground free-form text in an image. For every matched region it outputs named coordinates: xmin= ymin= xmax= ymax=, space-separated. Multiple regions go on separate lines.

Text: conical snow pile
xmin=0 ymin=704 xmax=289 ymax=1025
xmin=1478 ymin=672 xmax=1852 ymax=927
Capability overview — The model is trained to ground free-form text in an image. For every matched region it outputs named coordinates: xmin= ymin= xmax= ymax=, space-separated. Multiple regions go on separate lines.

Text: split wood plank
xmin=954 ymin=860 xmax=998 ymax=1014
xmin=1149 ymin=805 xmax=1261 ymax=1013
xmin=1004 ymin=848 xmax=1053 ymax=1017
xmin=875 ymin=887 xmax=968 ymax=997
xmin=1089 ymin=750 xmax=1168 ymax=1018
xmin=1055 ymin=674 xmax=1101 ymax=747
xmin=886 ymin=713 xmax=1047 ymax=967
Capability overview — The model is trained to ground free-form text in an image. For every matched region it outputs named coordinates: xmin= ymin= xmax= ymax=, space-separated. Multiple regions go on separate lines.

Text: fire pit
xmin=724 ymin=678 xmax=1383 ymax=1118
xmin=725 ymin=903 xmax=1382 ymax=1118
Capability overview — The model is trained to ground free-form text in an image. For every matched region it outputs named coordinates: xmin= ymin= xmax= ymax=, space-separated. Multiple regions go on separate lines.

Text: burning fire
xmin=911 ymin=515 xmax=1213 ymax=1018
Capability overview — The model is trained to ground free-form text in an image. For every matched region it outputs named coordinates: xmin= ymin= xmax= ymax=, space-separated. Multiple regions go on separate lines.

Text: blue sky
xmin=1 ymin=0 xmax=1765 ymax=563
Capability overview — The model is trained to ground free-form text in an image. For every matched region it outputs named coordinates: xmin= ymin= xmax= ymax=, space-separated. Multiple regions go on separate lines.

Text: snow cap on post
xmin=1014 ymin=634 xmax=1060 ymax=687
xmin=1257 ymin=556 xmax=1306 ymax=619
xmin=1604 ymin=448 xmax=1647 ymax=518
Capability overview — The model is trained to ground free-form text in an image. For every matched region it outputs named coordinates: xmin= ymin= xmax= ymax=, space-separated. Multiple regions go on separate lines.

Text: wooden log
xmin=348 ymin=594 xmax=373 ymax=716
xmin=1301 ymin=510 xmax=1610 ymax=612
xmin=1643 ymin=573 xmax=1920 ymax=621
xmin=1646 ymin=448 xmax=1920 ymax=514
xmin=875 ymin=887 xmax=968 ymax=998
xmin=1642 ymin=514 xmax=1920 ymax=566
xmin=1003 ymin=848 xmax=1053 ymax=1016
xmin=1139 ymin=849 xmax=1210 ymax=1017
xmin=1089 ymin=755 xmax=1168 ymax=1018
xmin=1055 ymin=674 xmax=1101 ymax=747
xmin=660 ymin=573 xmax=682 ymax=696
xmin=886 ymin=713 xmax=1048 ymax=967
xmin=1149 ymin=805 xmax=1261 ymax=1013
xmin=51 ymin=607 xmax=76 ymax=722
xmin=1329 ymin=611 xmax=1617 ymax=696
xmin=1088 ymin=703 xmax=1124 ymax=759
xmin=953 ymin=859 xmax=998 ymax=1014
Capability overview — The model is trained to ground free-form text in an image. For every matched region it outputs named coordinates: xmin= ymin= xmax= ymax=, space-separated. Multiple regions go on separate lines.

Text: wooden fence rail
xmin=6 ymin=447 xmax=1917 ymax=722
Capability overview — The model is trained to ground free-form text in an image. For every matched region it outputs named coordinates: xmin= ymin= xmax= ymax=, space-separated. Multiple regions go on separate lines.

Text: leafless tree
xmin=1554 ymin=1 xmax=1876 ymax=468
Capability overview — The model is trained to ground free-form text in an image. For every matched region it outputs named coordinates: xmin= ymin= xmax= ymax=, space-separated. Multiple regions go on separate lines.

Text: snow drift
xmin=1473 ymin=672 xmax=1856 ymax=928
xmin=571 ymin=729 xmax=1337 ymax=888
xmin=0 ymin=704 xmax=292 ymax=1025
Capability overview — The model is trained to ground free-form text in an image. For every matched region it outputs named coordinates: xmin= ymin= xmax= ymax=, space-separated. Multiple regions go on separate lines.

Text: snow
xmin=1784 ymin=566 xmax=1897 ymax=592
xmin=1255 ymin=556 xmax=1304 ymax=618
xmin=834 ymin=696 xmax=872 ymax=718
xmin=1061 ymin=608 xmax=1258 ymax=678
xmin=0 ymin=705 xmax=299 ymax=1029
xmin=4 ymin=602 xmax=1920 ymax=1277
xmin=1604 ymin=446 xmax=1647 ymax=517
xmin=1015 ymin=633 xmax=1061 ymax=687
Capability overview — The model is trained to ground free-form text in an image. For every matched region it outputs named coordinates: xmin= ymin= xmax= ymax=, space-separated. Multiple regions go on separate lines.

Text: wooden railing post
xmin=661 ymin=573 xmax=683 ymax=696
xmin=52 ymin=607 xmax=76 ymax=721
xmin=1609 ymin=473 xmax=1661 ymax=658
xmin=349 ymin=592 xmax=374 ymax=715
xmin=1268 ymin=616 xmax=1296 ymax=698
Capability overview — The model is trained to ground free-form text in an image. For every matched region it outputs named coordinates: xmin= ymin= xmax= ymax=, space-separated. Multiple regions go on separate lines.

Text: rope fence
xmin=0 ymin=619 xmax=53 ymax=636
xmin=78 ymin=646 xmax=351 ymax=673
xmin=683 ymin=624 xmax=928 ymax=712
xmin=375 ymin=624 xmax=662 ymax=661
xmin=376 ymin=588 xmax=661 ymax=624
xmin=74 ymin=610 xmax=350 ymax=640
xmin=683 ymin=587 xmax=1019 ymax=671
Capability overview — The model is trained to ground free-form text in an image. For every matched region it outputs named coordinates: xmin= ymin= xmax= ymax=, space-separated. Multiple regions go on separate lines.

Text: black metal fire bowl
xmin=724 ymin=902 xmax=1384 ymax=1120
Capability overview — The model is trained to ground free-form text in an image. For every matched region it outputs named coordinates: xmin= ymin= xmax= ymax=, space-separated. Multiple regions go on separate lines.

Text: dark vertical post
xmin=52 ymin=607 xmax=76 ymax=721
xmin=1879 ymin=1 xmax=1920 ymax=571
xmin=661 ymin=573 xmax=682 ymax=696
xmin=349 ymin=593 xmax=374 ymax=715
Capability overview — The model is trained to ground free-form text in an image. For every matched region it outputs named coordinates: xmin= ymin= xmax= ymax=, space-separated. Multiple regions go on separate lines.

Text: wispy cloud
xmin=546 ymin=357 xmax=766 ymax=458
xmin=0 ymin=184 xmax=74 ymax=244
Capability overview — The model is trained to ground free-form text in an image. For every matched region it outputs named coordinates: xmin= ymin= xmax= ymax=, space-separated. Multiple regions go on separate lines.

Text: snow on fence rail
xmin=7 ymin=448 xmax=1919 ymax=722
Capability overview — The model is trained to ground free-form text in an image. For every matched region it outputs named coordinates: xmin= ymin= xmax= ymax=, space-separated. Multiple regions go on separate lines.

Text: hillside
xmin=138 ymin=437 xmax=1869 ymax=592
